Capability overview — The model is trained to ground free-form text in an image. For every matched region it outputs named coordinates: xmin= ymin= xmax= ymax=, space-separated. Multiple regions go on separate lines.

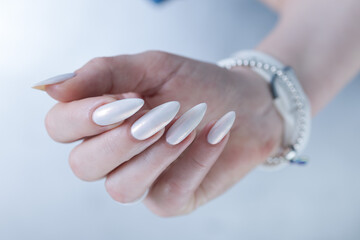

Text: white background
xmin=0 ymin=0 xmax=359 ymax=239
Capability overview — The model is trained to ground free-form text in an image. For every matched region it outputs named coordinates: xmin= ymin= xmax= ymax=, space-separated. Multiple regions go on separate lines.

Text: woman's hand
xmin=39 ymin=51 xmax=282 ymax=216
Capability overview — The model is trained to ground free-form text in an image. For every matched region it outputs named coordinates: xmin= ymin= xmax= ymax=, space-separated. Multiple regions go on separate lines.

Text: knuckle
xmin=153 ymin=210 xmax=178 ymax=218
xmin=82 ymin=56 xmax=114 ymax=93
xmin=145 ymin=203 xmax=178 ymax=217
xmin=145 ymin=181 xmax=200 ymax=217
xmin=44 ymin=105 xmax=65 ymax=143
xmin=140 ymin=51 xmax=176 ymax=71
xmin=87 ymin=57 xmax=113 ymax=78
xmin=44 ymin=110 xmax=55 ymax=138
xmin=139 ymin=50 xmax=183 ymax=84
xmin=141 ymin=50 xmax=169 ymax=60
xmin=44 ymin=104 xmax=79 ymax=143
xmin=68 ymin=148 xmax=93 ymax=182
xmin=193 ymin=184 xmax=209 ymax=209
xmin=151 ymin=181 xmax=191 ymax=216
xmin=189 ymin=155 xmax=209 ymax=171
xmin=105 ymin=177 xmax=134 ymax=204
xmin=87 ymin=56 xmax=111 ymax=68
xmin=165 ymin=179 xmax=191 ymax=197
xmin=149 ymin=203 xmax=188 ymax=218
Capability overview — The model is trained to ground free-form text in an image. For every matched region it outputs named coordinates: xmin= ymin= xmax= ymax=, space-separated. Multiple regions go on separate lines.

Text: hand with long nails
xmin=33 ymin=51 xmax=283 ymax=216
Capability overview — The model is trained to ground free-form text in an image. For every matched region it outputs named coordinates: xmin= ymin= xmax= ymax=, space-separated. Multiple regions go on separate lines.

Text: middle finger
xmin=68 ymin=101 xmax=181 ymax=181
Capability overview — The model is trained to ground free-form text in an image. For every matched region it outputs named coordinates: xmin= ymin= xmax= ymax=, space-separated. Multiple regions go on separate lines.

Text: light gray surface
xmin=0 ymin=0 xmax=359 ymax=239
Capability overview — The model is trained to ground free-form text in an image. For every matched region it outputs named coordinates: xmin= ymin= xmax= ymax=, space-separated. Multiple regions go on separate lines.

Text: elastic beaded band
xmin=218 ymin=50 xmax=311 ymax=169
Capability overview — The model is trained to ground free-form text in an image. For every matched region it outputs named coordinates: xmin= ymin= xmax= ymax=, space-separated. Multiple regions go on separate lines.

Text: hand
xmin=41 ymin=51 xmax=282 ymax=216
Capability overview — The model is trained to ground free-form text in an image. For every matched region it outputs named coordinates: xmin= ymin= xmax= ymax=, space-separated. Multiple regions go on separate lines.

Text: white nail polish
xmin=207 ymin=111 xmax=236 ymax=145
xmin=32 ymin=73 xmax=75 ymax=90
xmin=92 ymin=98 xmax=144 ymax=126
xmin=131 ymin=101 xmax=180 ymax=140
xmin=166 ymin=103 xmax=207 ymax=145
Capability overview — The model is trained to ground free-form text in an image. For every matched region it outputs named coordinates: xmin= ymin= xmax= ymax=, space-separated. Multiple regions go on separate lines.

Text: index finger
xmin=32 ymin=51 xmax=186 ymax=102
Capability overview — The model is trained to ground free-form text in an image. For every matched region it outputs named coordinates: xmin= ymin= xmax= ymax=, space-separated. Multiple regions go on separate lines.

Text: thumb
xmin=32 ymin=51 xmax=185 ymax=102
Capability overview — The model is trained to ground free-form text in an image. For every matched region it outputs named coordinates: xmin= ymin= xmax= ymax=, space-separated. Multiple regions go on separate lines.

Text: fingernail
xmin=207 ymin=111 xmax=236 ymax=145
xmin=131 ymin=101 xmax=180 ymax=140
xmin=166 ymin=103 xmax=207 ymax=145
xmin=32 ymin=73 xmax=75 ymax=91
xmin=92 ymin=98 xmax=144 ymax=126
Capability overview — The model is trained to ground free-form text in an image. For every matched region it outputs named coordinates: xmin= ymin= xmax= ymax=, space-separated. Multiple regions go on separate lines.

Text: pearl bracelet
xmin=218 ymin=50 xmax=311 ymax=169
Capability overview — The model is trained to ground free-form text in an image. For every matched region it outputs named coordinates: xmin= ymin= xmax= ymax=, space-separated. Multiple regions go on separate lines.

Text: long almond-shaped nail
xmin=166 ymin=103 xmax=207 ymax=145
xmin=92 ymin=98 xmax=144 ymax=126
xmin=32 ymin=73 xmax=75 ymax=91
xmin=207 ymin=111 xmax=236 ymax=145
xmin=131 ymin=101 xmax=180 ymax=140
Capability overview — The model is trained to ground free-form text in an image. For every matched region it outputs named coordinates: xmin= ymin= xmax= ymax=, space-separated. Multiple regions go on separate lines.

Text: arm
xmin=35 ymin=0 xmax=360 ymax=217
xmin=258 ymin=0 xmax=360 ymax=115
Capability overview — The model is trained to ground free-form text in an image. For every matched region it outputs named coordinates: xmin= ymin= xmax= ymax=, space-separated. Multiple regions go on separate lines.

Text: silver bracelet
xmin=218 ymin=50 xmax=311 ymax=169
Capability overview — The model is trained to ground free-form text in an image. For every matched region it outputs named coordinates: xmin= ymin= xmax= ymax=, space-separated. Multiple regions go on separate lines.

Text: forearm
xmin=258 ymin=0 xmax=360 ymax=115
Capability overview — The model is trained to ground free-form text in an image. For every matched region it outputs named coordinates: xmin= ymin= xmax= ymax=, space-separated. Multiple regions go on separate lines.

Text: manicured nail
xmin=166 ymin=103 xmax=207 ymax=145
xmin=207 ymin=111 xmax=236 ymax=145
xmin=32 ymin=73 xmax=75 ymax=91
xmin=131 ymin=101 xmax=180 ymax=140
xmin=92 ymin=98 xmax=144 ymax=126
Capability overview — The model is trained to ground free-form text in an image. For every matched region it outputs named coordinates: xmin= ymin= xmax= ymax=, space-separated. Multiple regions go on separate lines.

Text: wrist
xmin=218 ymin=51 xmax=312 ymax=166
xmin=256 ymin=31 xmax=317 ymax=115
xmin=230 ymin=67 xmax=284 ymax=161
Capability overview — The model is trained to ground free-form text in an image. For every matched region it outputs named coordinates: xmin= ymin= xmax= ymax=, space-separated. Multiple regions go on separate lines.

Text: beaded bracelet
xmin=218 ymin=50 xmax=311 ymax=169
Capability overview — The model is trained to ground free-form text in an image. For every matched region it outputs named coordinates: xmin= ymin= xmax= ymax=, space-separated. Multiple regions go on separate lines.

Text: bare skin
xmin=259 ymin=0 xmax=360 ymax=115
xmin=41 ymin=0 xmax=360 ymax=217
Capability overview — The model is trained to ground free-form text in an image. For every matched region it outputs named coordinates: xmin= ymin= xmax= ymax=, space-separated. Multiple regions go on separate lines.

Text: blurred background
xmin=0 ymin=0 xmax=359 ymax=239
